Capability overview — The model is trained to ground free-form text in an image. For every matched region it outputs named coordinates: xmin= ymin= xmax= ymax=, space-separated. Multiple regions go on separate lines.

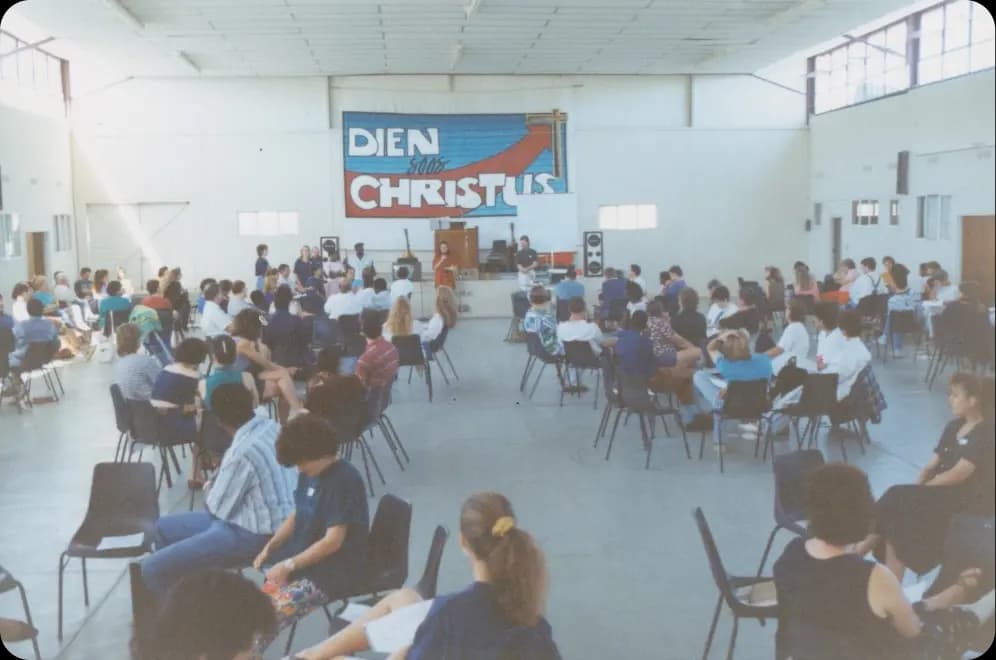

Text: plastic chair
xmin=428 ymin=325 xmax=459 ymax=383
xmin=188 ymin=410 xmax=231 ymax=510
xmin=693 ymin=507 xmax=778 ymax=660
xmin=594 ymin=354 xmax=623 ymax=450
xmin=362 ymin=386 xmax=408 ymax=473
xmin=505 ymin=292 xmax=530 ymax=343
xmin=610 ymin=370 xmax=690 ymax=469
xmin=102 ymin=308 xmax=131 ymax=338
xmin=561 ymin=340 xmax=602 ymax=409
xmin=127 ymin=399 xmax=188 ymax=492
xmin=521 ymin=332 xmax=565 ymax=400
xmin=555 ymin=298 xmax=571 ymax=322
xmin=0 ymin=564 xmax=41 ymax=659
xmin=392 ymin=334 xmax=432 ymax=402
xmin=414 ymin=526 xmax=450 ymax=600
xmin=786 ymin=373 xmax=839 ymax=453
xmin=880 ymin=309 xmax=922 ymax=363
xmin=338 ymin=314 xmax=366 ymax=358
xmin=755 ymin=449 xmax=825 ymax=576
xmin=701 ymin=379 xmax=772 ymax=474
xmin=12 ymin=341 xmax=61 ymax=411
xmin=58 ymin=463 xmax=159 ymax=639
xmin=110 ymin=384 xmax=133 ymax=462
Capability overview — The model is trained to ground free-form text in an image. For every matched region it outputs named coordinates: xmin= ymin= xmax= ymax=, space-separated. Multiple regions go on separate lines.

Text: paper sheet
xmin=365 ymin=599 xmax=434 ymax=653
xmin=903 ymin=580 xmax=929 ymax=603
xmin=96 ymin=533 xmax=145 ymax=551
xmin=338 ymin=602 xmax=372 ymax=624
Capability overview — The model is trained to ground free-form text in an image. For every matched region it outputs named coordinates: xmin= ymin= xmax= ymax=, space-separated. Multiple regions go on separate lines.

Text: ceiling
xmin=4 ymin=0 xmax=920 ymax=78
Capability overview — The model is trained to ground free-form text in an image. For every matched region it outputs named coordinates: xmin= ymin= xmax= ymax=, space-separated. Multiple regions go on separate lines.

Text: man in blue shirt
xmin=599 ymin=267 xmax=627 ymax=320
xmin=614 ymin=310 xmax=656 ymax=379
xmin=263 ymin=285 xmax=310 ymax=367
xmin=255 ymin=243 xmax=270 ymax=291
xmin=140 ymin=383 xmax=294 ymax=597
xmin=554 ymin=265 xmax=585 ymax=302
xmin=10 ymin=299 xmax=60 ymax=370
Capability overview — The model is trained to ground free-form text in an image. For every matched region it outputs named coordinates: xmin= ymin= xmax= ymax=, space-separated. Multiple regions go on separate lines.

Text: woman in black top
xmin=718 ymin=286 xmax=761 ymax=335
xmin=856 ymin=373 xmax=995 ymax=581
xmin=670 ymin=287 xmax=706 ymax=348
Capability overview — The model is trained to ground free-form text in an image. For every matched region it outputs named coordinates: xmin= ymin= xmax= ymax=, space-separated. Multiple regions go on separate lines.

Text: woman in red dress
xmin=433 ymin=240 xmax=458 ymax=289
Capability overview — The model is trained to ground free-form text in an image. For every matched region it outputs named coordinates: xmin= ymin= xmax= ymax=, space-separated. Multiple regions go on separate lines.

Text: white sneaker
xmin=877 ymin=334 xmax=887 ymax=345
xmin=738 ymin=423 xmax=758 ymax=433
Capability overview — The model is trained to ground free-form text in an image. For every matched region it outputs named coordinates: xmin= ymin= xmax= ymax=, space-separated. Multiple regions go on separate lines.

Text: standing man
xmin=255 ymin=244 xmax=270 ymax=292
xmin=345 ymin=242 xmax=374 ymax=289
xmin=515 ymin=235 xmax=539 ymax=291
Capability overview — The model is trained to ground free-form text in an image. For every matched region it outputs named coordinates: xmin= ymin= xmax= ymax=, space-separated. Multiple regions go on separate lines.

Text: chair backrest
xmin=721 ymin=379 xmax=770 ymax=418
xmin=555 ymin=298 xmax=570 ymax=322
xmin=198 ymin=409 xmax=232 ymax=455
xmin=428 ymin=324 xmax=449 ymax=354
xmin=491 ymin=239 xmax=507 ymax=251
xmin=600 ymin=354 xmax=622 ymax=406
xmin=608 ymin=297 xmax=628 ymax=322
xmin=888 ymin=309 xmax=918 ymax=334
xmin=156 ymin=309 xmax=173 ymax=336
xmin=0 ymin=325 xmax=13 ymax=378
xmin=82 ymin=462 xmax=160 ymax=542
xmin=127 ymin=399 xmax=165 ymax=447
xmin=797 ymin=372 xmax=839 ymax=416
xmin=414 ymin=525 xmax=450 ymax=600
xmin=338 ymin=314 xmax=366 ymax=357
xmin=692 ymin=508 xmax=737 ymax=608
xmin=104 ymin=308 xmax=132 ymax=337
xmin=617 ymin=370 xmax=654 ymax=412
xmin=856 ymin=293 xmax=888 ymax=319
xmin=563 ymin=340 xmax=600 ymax=369
xmin=772 ymin=449 xmax=825 ymax=525
xmin=366 ymin=494 xmax=412 ymax=593
xmin=110 ymin=384 xmax=132 ymax=434
xmin=525 ymin=332 xmax=549 ymax=361
xmin=511 ymin=292 xmax=530 ymax=319
xmin=19 ymin=340 xmax=57 ymax=371
xmin=338 ymin=314 xmax=361 ymax=336
xmin=392 ymin=334 xmax=425 ymax=367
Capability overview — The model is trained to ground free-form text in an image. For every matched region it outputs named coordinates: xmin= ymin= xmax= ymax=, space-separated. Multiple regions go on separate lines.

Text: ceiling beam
xmin=0 ymin=36 xmax=55 ymax=60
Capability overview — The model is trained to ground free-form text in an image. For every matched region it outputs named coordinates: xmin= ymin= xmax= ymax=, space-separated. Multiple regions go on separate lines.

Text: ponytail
xmin=460 ymin=493 xmax=548 ymax=628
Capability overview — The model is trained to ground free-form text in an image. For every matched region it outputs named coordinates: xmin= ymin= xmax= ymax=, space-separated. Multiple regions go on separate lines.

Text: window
xmin=237 ymin=211 xmax=299 ymax=236
xmin=0 ymin=212 xmax=22 ymax=258
xmin=813 ymin=202 xmax=823 ymax=226
xmin=851 ymin=199 xmax=879 ymax=225
xmin=919 ymin=0 xmax=995 ymax=85
xmin=0 ymin=29 xmax=65 ymax=98
xmin=812 ymin=20 xmax=909 ymax=113
xmin=889 ymin=199 xmax=899 ymax=225
xmin=54 ymin=214 xmax=72 ymax=252
xmin=916 ymin=194 xmax=952 ymax=240
xmin=598 ymin=204 xmax=658 ymax=230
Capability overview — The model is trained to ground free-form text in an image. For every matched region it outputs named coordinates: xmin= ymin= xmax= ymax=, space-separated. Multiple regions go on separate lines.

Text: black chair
xmin=555 ymin=298 xmax=571 ymax=322
xmin=880 ymin=309 xmax=922 ymax=363
xmin=693 ymin=507 xmax=778 ymax=660
xmin=58 ymin=462 xmax=159 ymax=639
xmin=755 ymin=450 xmax=825 ymax=576
xmin=610 ymin=370 xmax=690 ymax=469
xmin=312 ymin=315 xmax=340 ymax=351
xmin=786 ymin=373 xmax=839 ymax=453
xmin=392 ymin=334 xmax=433 ymax=402
xmin=520 ymin=332 xmax=565 ymax=401
xmin=337 ymin=314 xmax=366 ymax=358
xmin=110 ymin=384 xmax=133 ymax=462
xmin=188 ymin=410 xmax=231 ymax=510
xmin=102 ymin=308 xmax=131 ymax=338
xmin=700 ymin=380 xmax=772 ymax=474
xmin=594 ymin=354 xmax=623 ymax=451
xmin=561 ymin=340 xmax=602 ymax=409
xmin=361 ymin=386 xmax=408 ymax=471
xmin=428 ymin=325 xmax=458 ymax=383
xmin=505 ymin=292 xmax=530 ymax=343
xmin=607 ymin=297 xmax=628 ymax=323
xmin=11 ymin=341 xmax=61 ymax=411
xmin=855 ymin=293 xmax=888 ymax=345
xmin=827 ymin=374 xmax=872 ymax=463
xmin=0 ymin=564 xmax=41 ymax=659
xmin=414 ymin=525 xmax=449 ymax=600
xmin=155 ymin=308 xmax=174 ymax=347
xmin=127 ymin=399 xmax=188 ymax=491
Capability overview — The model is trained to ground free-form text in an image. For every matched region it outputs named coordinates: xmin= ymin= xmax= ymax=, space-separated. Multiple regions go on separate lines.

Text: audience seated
xmin=98 ymin=280 xmax=132 ymax=331
xmin=625 ymin=281 xmax=646 ymax=315
xmin=29 ymin=275 xmax=54 ymax=310
xmin=817 ymin=310 xmax=870 ymax=401
xmin=557 ymin=298 xmax=613 ymax=357
xmin=132 ymin=569 xmax=277 ymax=660
xmin=370 ymin=277 xmax=391 ymax=311
xmin=230 ymin=309 xmax=304 ymax=423
xmin=163 ymin=269 xmax=191 ymax=331
xmin=628 ymin=264 xmax=646 ymax=293
xmin=523 ymin=286 xmax=562 ymax=356
xmin=554 ymin=265 xmax=584 ymax=302
xmin=226 ymin=280 xmax=251 ymax=318
xmin=855 ymin=373 xmax=994 ymax=582
xmin=73 ymin=267 xmax=94 ymax=302
xmin=252 ymin=413 xmax=370 ymax=655
xmin=390 ymin=266 xmax=414 ymax=302
xmin=306 ymin=347 xmax=343 ymax=394
xmin=671 ymin=287 xmax=707 ymax=348
xmin=291 ymin=492 xmax=561 ymax=660
xmin=356 ymin=269 xmax=376 ymax=309
xmin=0 ymin=292 xmax=14 ymax=334
xmin=644 ymin=301 xmax=700 ymax=403
xmin=277 ymin=263 xmax=300 ymax=293
xmin=324 ymin=278 xmax=362 ymax=320
xmin=705 ymin=285 xmax=733 ymax=334
xmin=599 ymin=267 xmax=626 ymax=318
xmin=114 ymin=323 xmax=162 ymax=401
xmin=766 ymin=300 xmax=810 ymax=373
xmin=200 ymin=283 xmax=232 ymax=339
xmin=814 ymin=302 xmax=847 ymax=364
xmin=846 ymin=257 xmax=883 ymax=309
xmin=263 ymin=286 xmax=310 ymax=368
xmin=382 ymin=296 xmax=414 ymax=343
xmin=878 ymin=264 xmax=916 ymax=355
xmin=356 ymin=309 xmax=400 ymax=390
xmin=140 ymin=383 xmax=294 ymax=598
xmin=52 ymin=272 xmax=75 ymax=306
xmin=930 ymin=269 xmax=959 ymax=304
xmin=200 ymin=335 xmax=259 ymax=411
xmin=660 ymin=265 xmax=686 ymax=315
xmin=248 ymin=289 xmax=266 ymax=312
xmin=880 ymin=256 xmax=897 ymax=293
xmin=141 ymin=279 xmax=173 ymax=312
xmin=615 ymin=311 xmax=655 ymax=379
xmin=150 ymin=338 xmax=207 ymax=444
xmin=792 ymin=264 xmax=820 ymax=301
xmin=8 ymin=298 xmax=61 ymax=397
xmin=718 ymin=286 xmax=762 ymax=335
xmin=419 ymin=286 xmax=458 ymax=354
xmin=935 ymin=281 xmax=993 ymax=364
xmin=10 ymin=283 xmax=30 ymax=322
xmin=681 ymin=329 xmax=772 ymax=431
xmin=262 ymin=268 xmax=280 ymax=309
xmin=774 ymin=463 xmax=991 ymax=660
xmin=196 ymin=278 xmax=217 ymax=316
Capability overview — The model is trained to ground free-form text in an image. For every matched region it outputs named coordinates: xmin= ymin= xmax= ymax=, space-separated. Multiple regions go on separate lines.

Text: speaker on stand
xmin=583 ymin=231 xmax=603 ymax=277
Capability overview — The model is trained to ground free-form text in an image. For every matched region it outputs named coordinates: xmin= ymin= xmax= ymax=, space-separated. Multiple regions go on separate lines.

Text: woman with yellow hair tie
xmin=289 ymin=492 xmax=561 ymax=660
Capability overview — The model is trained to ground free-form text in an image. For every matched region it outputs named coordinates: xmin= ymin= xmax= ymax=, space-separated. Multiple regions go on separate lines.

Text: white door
xmin=84 ymin=203 xmax=189 ymax=285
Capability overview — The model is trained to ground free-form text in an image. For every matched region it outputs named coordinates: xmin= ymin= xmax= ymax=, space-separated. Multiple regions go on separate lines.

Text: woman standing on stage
xmin=433 ymin=240 xmax=458 ymax=289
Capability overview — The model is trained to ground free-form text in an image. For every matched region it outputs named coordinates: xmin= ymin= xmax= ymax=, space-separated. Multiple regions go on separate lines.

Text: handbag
xmin=771 ymin=357 xmax=807 ymax=399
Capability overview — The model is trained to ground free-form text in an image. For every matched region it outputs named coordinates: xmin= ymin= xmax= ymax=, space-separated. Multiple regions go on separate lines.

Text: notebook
xmin=364 ymin=599 xmax=434 ymax=653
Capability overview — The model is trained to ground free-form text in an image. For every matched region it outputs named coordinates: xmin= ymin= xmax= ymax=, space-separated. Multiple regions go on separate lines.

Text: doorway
xmin=831 ymin=216 xmax=842 ymax=270
xmin=962 ymin=215 xmax=995 ymax=302
xmin=26 ymin=232 xmax=47 ymax=278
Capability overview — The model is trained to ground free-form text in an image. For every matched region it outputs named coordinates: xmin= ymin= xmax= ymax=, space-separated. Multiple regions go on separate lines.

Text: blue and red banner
xmin=343 ymin=111 xmax=568 ymax=218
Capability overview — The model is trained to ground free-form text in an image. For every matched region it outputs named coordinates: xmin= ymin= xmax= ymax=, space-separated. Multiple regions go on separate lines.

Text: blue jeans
xmin=881 ymin=311 xmax=903 ymax=351
xmin=680 ymin=370 xmax=725 ymax=423
xmin=141 ymin=511 xmax=269 ymax=597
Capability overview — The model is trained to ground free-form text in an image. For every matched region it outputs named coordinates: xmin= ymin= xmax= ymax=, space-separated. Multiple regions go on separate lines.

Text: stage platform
xmin=406 ymin=272 xmax=600 ymax=319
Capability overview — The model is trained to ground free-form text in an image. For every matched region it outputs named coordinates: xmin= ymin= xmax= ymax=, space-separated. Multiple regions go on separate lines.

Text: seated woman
xmin=821 ymin=259 xmax=858 ymax=306
xmin=718 ymin=286 xmax=761 ymax=336
xmin=98 ymin=280 xmax=133 ymax=331
xmin=200 ymin=335 xmax=259 ymax=411
xmin=251 ymin=414 xmax=369 ymax=656
xmin=671 ymin=287 xmax=706 ymax=348
xmin=382 ymin=295 xmax=414 ymax=343
xmin=230 ymin=309 xmax=304 ymax=423
xmin=163 ymin=268 xmax=190 ymax=333
xmin=305 ymin=377 xmax=367 ymax=442
xmin=877 ymin=264 xmax=915 ymax=356
xmin=774 ymin=463 xmax=991 ymax=660
xmin=816 ymin=310 xmax=870 ymax=402
xmin=114 ymin=323 xmax=162 ymax=402
xmin=644 ymin=301 xmax=700 ymax=404
xmin=766 ymin=299 xmax=810 ymax=374
xmin=854 ymin=373 xmax=994 ymax=582
xmin=522 ymin=286 xmax=561 ymax=356
xmin=150 ymin=339 xmax=208 ymax=461
xmin=29 ymin=275 xmax=55 ymax=310
xmin=681 ymin=329 xmax=772 ymax=434
xmin=290 ymin=491 xmax=561 ymax=660
xmin=705 ymin=285 xmax=734 ymax=335
xmin=765 ymin=266 xmax=786 ymax=314
xmin=419 ymin=285 xmax=458 ymax=356
xmin=792 ymin=264 xmax=821 ymax=302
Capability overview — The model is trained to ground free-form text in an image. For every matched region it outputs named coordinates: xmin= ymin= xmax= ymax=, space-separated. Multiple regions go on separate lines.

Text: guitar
xmin=507 ymin=221 xmax=517 ymax=269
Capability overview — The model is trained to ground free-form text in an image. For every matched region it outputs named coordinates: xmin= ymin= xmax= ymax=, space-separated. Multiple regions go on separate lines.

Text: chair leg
xmin=702 ymin=593 xmax=723 ymax=660
xmin=381 ymin=415 xmax=409 ymax=463
xmin=58 ymin=553 xmax=67 ymax=640
xmin=425 ymin=363 xmax=433 ymax=402
xmin=436 ymin=356 xmax=451 ymax=386
xmin=726 ymin=615 xmax=739 ymax=660
xmin=16 ymin=582 xmax=41 ymax=660
xmin=674 ymin=413 xmax=691 ymax=460
xmin=519 ymin=355 xmax=535 ymax=392
xmin=82 ymin=557 xmax=89 ymax=606
xmin=356 ymin=441 xmax=375 ymax=498
xmin=362 ymin=438 xmax=386 ymax=486
xmin=169 ymin=446 xmax=182 ymax=474
xmin=605 ymin=408 xmax=624 ymax=461
xmin=284 ymin=622 xmax=297 ymax=657
xmin=714 ymin=415 xmax=725 ymax=474
xmin=594 ymin=403 xmax=612 ymax=448
xmin=756 ymin=526 xmax=780 ymax=577
xmin=528 ymin=363 xmax=547 ymax=400
xmin=443 ymin=348 xmax=458 ymax=380
xmin=377 ymin=422 xmax=405 ymax=471
xmin=642 ymin=414 xmax=654 ymax=470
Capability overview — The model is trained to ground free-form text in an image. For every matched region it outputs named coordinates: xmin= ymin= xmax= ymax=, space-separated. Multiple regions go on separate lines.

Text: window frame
xmin=54 ymin=213 xmax=73 ymax=252
xmin=0 ymin=212 xmax=23 ymax=259
xmin=236 ymin=210 xmax=300 ymax=237
xmin=597 ymin=204 xmax=659 ymax=231
xmin=851 ymin=199 xmax=880 ymax=226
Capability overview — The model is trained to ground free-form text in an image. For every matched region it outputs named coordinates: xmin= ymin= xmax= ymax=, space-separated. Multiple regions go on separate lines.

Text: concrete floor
xmin=0 ymin=319 xmax=952 ymax=660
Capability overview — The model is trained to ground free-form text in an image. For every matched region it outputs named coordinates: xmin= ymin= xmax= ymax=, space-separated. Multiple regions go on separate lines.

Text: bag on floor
xmin=96 ymin=340 xmax=114 ymax=364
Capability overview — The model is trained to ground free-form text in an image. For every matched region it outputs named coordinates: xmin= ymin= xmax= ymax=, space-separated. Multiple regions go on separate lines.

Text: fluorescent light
xmin=104 ymin=0 xmax=144 ymax=32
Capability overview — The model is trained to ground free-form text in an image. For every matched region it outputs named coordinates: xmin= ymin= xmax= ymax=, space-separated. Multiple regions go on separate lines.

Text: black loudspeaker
xmin=896 ymin=150 xmax=909 ymax=195
xmin=583 ymin=231 xmax=603 ymax=277
xmin=320 ymin=236 xmax=340 ymax=261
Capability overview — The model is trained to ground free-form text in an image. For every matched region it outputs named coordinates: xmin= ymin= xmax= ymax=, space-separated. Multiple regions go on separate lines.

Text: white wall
xmin=808 ymin=69 xmax=996 ymax=282
xmin=69 ymin=73 xmax=809 ymax=301
xmin=0 ymin=86 xmax=76 ymax=292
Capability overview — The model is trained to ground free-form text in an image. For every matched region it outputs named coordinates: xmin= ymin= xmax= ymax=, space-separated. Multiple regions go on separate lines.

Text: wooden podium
xmin=434 ymin=227 xmax=479 ymax=270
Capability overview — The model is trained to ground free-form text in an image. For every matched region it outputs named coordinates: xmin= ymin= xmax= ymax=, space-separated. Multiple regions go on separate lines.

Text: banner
xmin=343 ymin=111 xmax=568 ymax=218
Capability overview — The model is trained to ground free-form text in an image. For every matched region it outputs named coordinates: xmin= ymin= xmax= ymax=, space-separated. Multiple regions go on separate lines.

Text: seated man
xmin=846 ymin=257 xmax=882 ymax=308
xmin=661 ymin=265 xmax=687 ymax=315
xmin=554 ymin=265 xmax=584 ymax=302
xmin=766 ymin=299 xmax=810 ymax=373
xmin=390 ymin=266 xmax=414 ymax=301
xmin=9 ymin=298 xmax=61 ymax=378
xmin=599 ymin=267 xmax=626 ymax=319
xmin=370 ymin=277 xmax=392 ymax=311
xmin=140 ymin=279 xmax=172 ymax=311
xmin=324 ymin=278 xmax=363 ymax=320
xmin=355 ymin=309 xmax=400 ymax=390
xmin=139 ymin=383 xmax=295 ymax=598
xmin=200 ymin=282 xmax=232 ymax=338
xmin=263 ymin=285 xmax=310 ymax=367
xmin=614 ymin=311 xmax=655 ymax=379
xmin=557 ymin=297 xmax=615 ymax=356
xmin=226 ymin=280 xmax=251 ymax=318
xmin=817 ymin=310 xmax=871 ymax=401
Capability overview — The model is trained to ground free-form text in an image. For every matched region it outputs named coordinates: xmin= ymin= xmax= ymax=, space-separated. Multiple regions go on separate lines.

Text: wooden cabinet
xmin=434 ymin=227 xmax=479 ymax=270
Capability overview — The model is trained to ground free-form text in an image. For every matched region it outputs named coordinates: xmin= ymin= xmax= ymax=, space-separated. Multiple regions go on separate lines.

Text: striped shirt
xmin=206 ymin=415 xmax=295 ymax=535
xmin=355 ymin=337 xmax=400 ymax=389
xmin=114 ymin=353 xmax=162 ymax=401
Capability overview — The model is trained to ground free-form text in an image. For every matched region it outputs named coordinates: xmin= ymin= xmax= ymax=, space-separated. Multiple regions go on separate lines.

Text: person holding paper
xmin=289 ymin=492 xmax=561 ymax=660
xmin=252 ymin=413 xmax=369 ymax=656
